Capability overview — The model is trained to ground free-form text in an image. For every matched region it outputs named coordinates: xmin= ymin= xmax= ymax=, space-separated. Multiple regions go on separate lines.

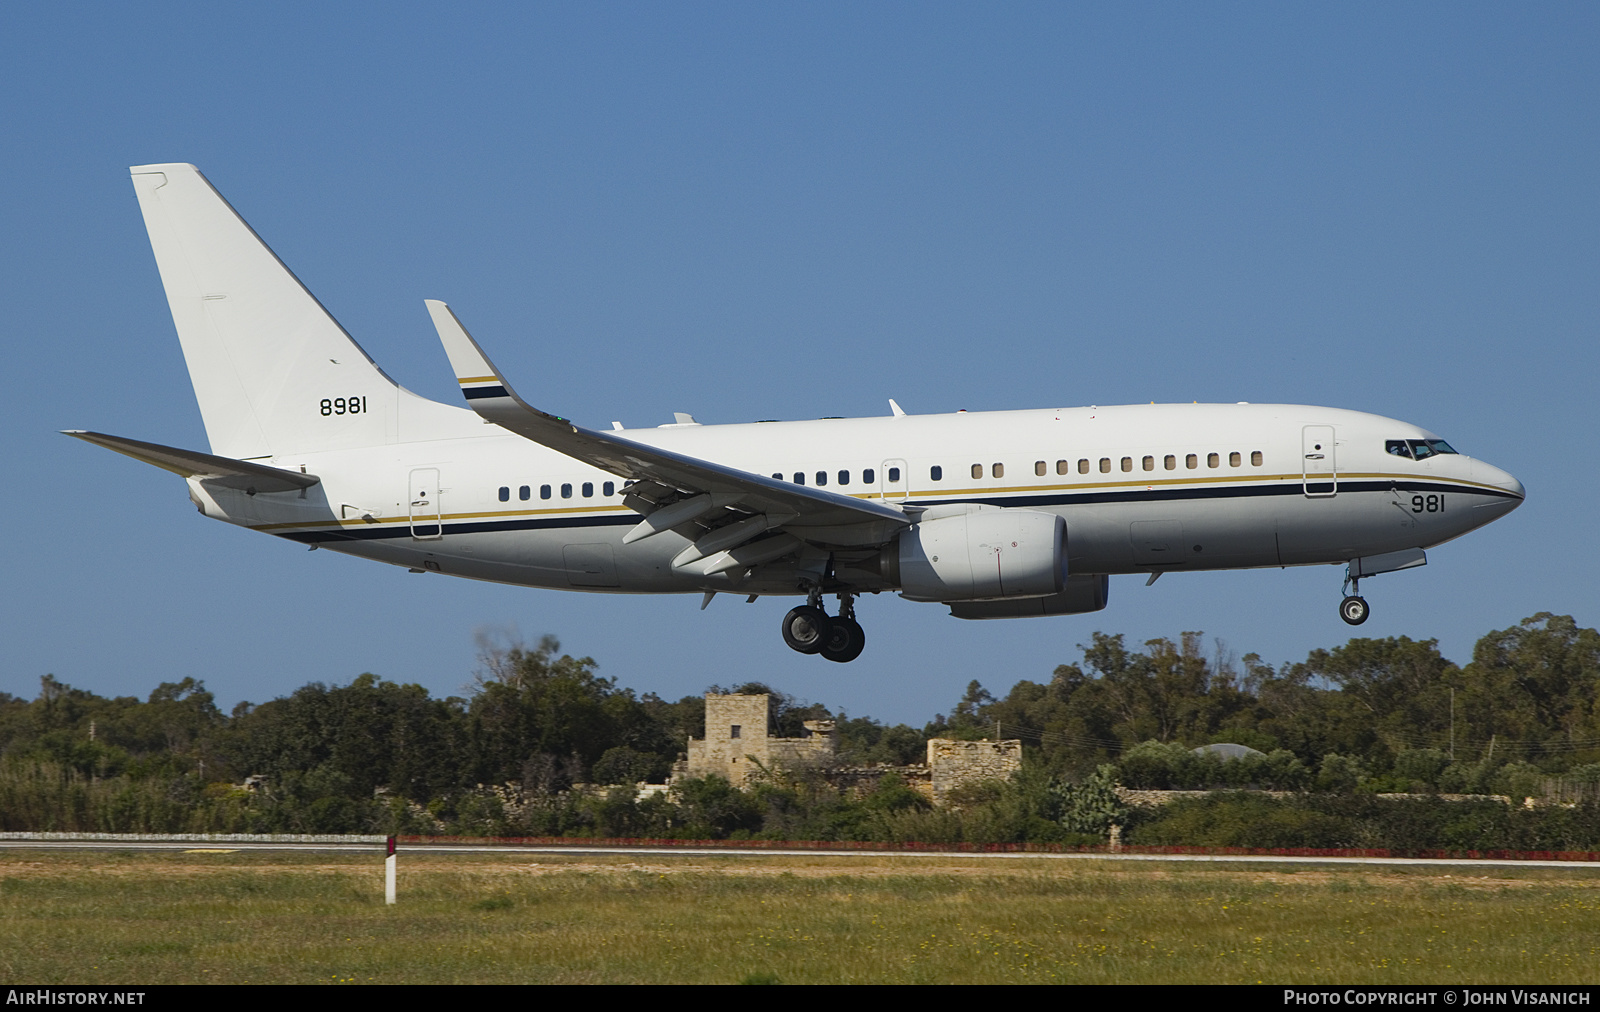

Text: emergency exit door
xmin=409 ymin=468 xmax=443 ymax=539
xmin=1302 ymin=426 xmax=1337 ymax=498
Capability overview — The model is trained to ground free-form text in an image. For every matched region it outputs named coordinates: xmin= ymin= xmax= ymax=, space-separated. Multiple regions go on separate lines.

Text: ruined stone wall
xmin=927 ymin=738 xmax=1022 ymax=806
xmin=827 ymin=765 xmax=935 ymax=802
xmin=1114 ymin=788 xmax=1517 ymax=808
xmin=680 ymin=698 xmax=1023 ymax=804
xmin=684 ymin=693 xmax=773 ymax=786
xmin=768 ymin=737 xmax=836 ymax=770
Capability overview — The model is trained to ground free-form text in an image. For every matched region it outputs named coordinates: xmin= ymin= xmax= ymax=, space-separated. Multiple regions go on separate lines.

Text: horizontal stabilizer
xmin=63 ymin=430 xmax=320 ymax=493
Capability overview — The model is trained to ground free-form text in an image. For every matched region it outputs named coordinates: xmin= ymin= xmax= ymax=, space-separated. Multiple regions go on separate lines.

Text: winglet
xmin=889 ymin=399 xmax=906 ymax=417
xmin=426 ymin=300 xmax=513 ymax=402
xmin=424 ymin=300 xmax=577 ymax=441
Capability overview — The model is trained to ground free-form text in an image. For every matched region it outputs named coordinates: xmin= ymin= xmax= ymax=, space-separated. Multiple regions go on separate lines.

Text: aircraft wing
xmin=426 ymin=301 xmax=909 ymax=565
xmin=64 ymin=430 xmax=321 ymax=492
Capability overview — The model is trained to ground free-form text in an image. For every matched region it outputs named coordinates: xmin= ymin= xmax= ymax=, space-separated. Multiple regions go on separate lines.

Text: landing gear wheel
xmin=1339 ymin=595 xmax=1370 ymax=626
xmin=782 ymin=606 xmax=830 ymax=654
xmin=820 ymin=617 xmax=866 ymax=663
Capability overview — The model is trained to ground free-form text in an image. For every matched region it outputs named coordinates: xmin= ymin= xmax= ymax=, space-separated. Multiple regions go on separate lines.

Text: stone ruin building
xmin=674 ymin=692 xmax=1020 ymax=807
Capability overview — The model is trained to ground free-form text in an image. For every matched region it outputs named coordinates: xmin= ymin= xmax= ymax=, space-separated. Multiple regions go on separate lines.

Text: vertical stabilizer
xmin=129 ymin=164 xmax=402 ymax=458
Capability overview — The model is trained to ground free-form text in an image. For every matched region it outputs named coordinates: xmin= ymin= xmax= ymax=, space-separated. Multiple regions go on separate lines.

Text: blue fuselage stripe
xmin=273 ymin=477 xmax=1515 ymax=545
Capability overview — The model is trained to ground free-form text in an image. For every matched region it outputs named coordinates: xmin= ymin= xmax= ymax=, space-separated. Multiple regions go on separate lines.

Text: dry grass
xmin=1 ymin=850 xmax=1597 ymax=984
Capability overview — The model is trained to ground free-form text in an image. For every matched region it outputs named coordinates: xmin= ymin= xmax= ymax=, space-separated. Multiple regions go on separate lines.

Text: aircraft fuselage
xmin=188 ymin=400 xmax=1523 ymax=599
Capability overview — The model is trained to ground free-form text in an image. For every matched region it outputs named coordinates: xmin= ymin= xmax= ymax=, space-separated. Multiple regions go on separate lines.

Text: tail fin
xmin=130 ymin=163 xmax=406 ymax=459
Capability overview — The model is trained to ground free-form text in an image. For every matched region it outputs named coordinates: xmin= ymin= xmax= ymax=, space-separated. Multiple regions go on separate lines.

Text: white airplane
xmin=69 ymin=164 xmax=1526 ymax=663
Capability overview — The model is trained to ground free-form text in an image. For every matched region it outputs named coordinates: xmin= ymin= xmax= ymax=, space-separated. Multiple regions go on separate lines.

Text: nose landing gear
xmin=1339 ymin=574 xmax=1370 ymax=626
xmin=781 ymin=588 xmax=866 ymax=662
xmin=1339 ymin=594 xmax=1370 ymax=626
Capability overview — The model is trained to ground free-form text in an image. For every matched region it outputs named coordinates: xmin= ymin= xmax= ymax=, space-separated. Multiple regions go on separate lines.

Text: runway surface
xmin=3 ymin=836 xmax=1598 ymax=869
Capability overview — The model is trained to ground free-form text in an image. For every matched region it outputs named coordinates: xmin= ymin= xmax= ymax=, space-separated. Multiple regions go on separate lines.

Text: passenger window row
xmin=771 ymin=468 xmax=898 ymax=487
xmin=497 ymin=480 xmax=617 ymax=503
xmin=970 ymin=451 xmax=1266 ymax=478
xmin=501 ymin=447 xmax=1267 ymax=503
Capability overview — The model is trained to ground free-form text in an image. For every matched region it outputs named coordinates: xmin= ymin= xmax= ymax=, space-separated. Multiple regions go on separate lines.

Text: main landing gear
xmin=782 ymin=588 xmax=866 ymax=663
xmin=1339 ymin=574 xmax=1370 ymax=626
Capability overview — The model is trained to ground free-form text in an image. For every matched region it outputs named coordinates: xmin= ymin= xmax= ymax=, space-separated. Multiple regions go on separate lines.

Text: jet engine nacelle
xmin=891 ymin=507 xmax=1066 ymax=602
xmin=948 ymin=574 xmax=1110 ymax=619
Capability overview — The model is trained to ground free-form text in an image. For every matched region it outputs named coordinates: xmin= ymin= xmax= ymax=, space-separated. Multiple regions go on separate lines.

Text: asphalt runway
xmin=3 ymin=838 xmax=1598 ymax=870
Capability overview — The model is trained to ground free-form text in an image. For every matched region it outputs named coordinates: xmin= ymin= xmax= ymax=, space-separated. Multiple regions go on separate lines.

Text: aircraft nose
xmin=1475 ymin=460 xmax=1525 ymax=502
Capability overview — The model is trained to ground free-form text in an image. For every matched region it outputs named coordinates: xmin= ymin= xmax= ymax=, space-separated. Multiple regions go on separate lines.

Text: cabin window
xmin=1186 ymin=454 xmax=1197 ymax=469
xmin=865 ymin=468 xmax=877 ymax=483
xmin=1142 ymin=455 xmax=1154 ymax=471
xmin=772 ymin=473 xmax=782 ymax=479
xmin=540 ymin=484 xmax=552 ymax=499
xmin=1035 ymin=460 xmax=1046 ymax=476
xmin=838 ymin=470 xmax=850 ymax=485
xmin=1056 ymin=460 xmax=1069 ymax=475
xmin=1229 ymin=452 xmax=1241 ymax=467
xmin=498 ymin=486 xmax=510 ymax=502
xmin=1250 ymin=451 xmax=1262 ymax=467
xmin=1164 ymin=454 xmax=1176 ymax=470
xmin=1120 ymin=457 xmax=1132 ymax=472
xmin=604 ymin=481 xmax=616 ymax=496
xmin=888 ymin=466 xmax=901 ymax=482
xmin=815 ymin=471 xmax=828 ymax=486
xmin=1207 ymin=453 xmax=1219 ymax=468
xmin=1099 ymin=458 xmax=1111 ymax=473
xmin=992 ymin=463 xmax=1005 ymax=478
xmin=1078 ymin=459 xmax=1090 ymax=474
xmin=793 ymin=473 xmax=805 ymax=485
xmin=582 ymin=482 xmax=594 ymax=497
xmin=519 ymin=485 xmax=531 ymax=501
xmin=561 ymin=483 xmax=573 ymax=499
xmin=926 ymin=466 xmax=938 ymax=482
xmin=971 ymin=463 xmax=983 ymax=479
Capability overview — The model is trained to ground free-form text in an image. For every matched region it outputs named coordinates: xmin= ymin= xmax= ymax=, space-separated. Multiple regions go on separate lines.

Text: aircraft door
xmin=563 ymin=544 xmax=620 ymax=587
xmin=880 ymin=459 xmax=909 ymax=501
xmin=1302 ymin=426 xmax=1337 ymax=498
xmin=409 ymin=468 xmax=443 ymax=539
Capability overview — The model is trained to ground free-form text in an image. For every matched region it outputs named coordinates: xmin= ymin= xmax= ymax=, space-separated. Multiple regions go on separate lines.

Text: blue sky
xmin=2 ymin=3 xmax=1595 ymax=725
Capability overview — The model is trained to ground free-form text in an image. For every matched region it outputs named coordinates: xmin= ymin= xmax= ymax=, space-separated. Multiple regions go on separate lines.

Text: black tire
xmin=820 ymin=617 xmax=866 ymax=663
xmin=782 ymin=606 xmax=830 ymax=654
xmin=1339 ymin=595 xmax=1370 ymax=626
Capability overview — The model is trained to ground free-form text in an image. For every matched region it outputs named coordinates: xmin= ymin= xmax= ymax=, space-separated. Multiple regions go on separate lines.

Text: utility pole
xmin=1450 ymin=688 xmax=1455 ymax=761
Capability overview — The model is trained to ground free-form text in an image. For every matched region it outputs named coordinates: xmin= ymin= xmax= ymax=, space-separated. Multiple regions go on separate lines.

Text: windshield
xmin=1387 ymin=438 xmax=1458 ymax=460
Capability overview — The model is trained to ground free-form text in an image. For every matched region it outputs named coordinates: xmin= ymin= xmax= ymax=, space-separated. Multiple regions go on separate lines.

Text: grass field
xmin=1 ymin=850 xmax=1598 ymax=984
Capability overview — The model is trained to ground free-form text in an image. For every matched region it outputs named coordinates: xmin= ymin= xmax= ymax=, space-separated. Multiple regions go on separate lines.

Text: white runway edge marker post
xmin=386 ymin=836 xmax=396 ymax=905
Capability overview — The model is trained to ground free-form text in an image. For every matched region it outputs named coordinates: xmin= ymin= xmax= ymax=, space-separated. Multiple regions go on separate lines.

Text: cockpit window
xmin=1389 ymin=438 xmax=1458 ymax=460
xmin=1409 ymin=439 xmax=1457 ymax=460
